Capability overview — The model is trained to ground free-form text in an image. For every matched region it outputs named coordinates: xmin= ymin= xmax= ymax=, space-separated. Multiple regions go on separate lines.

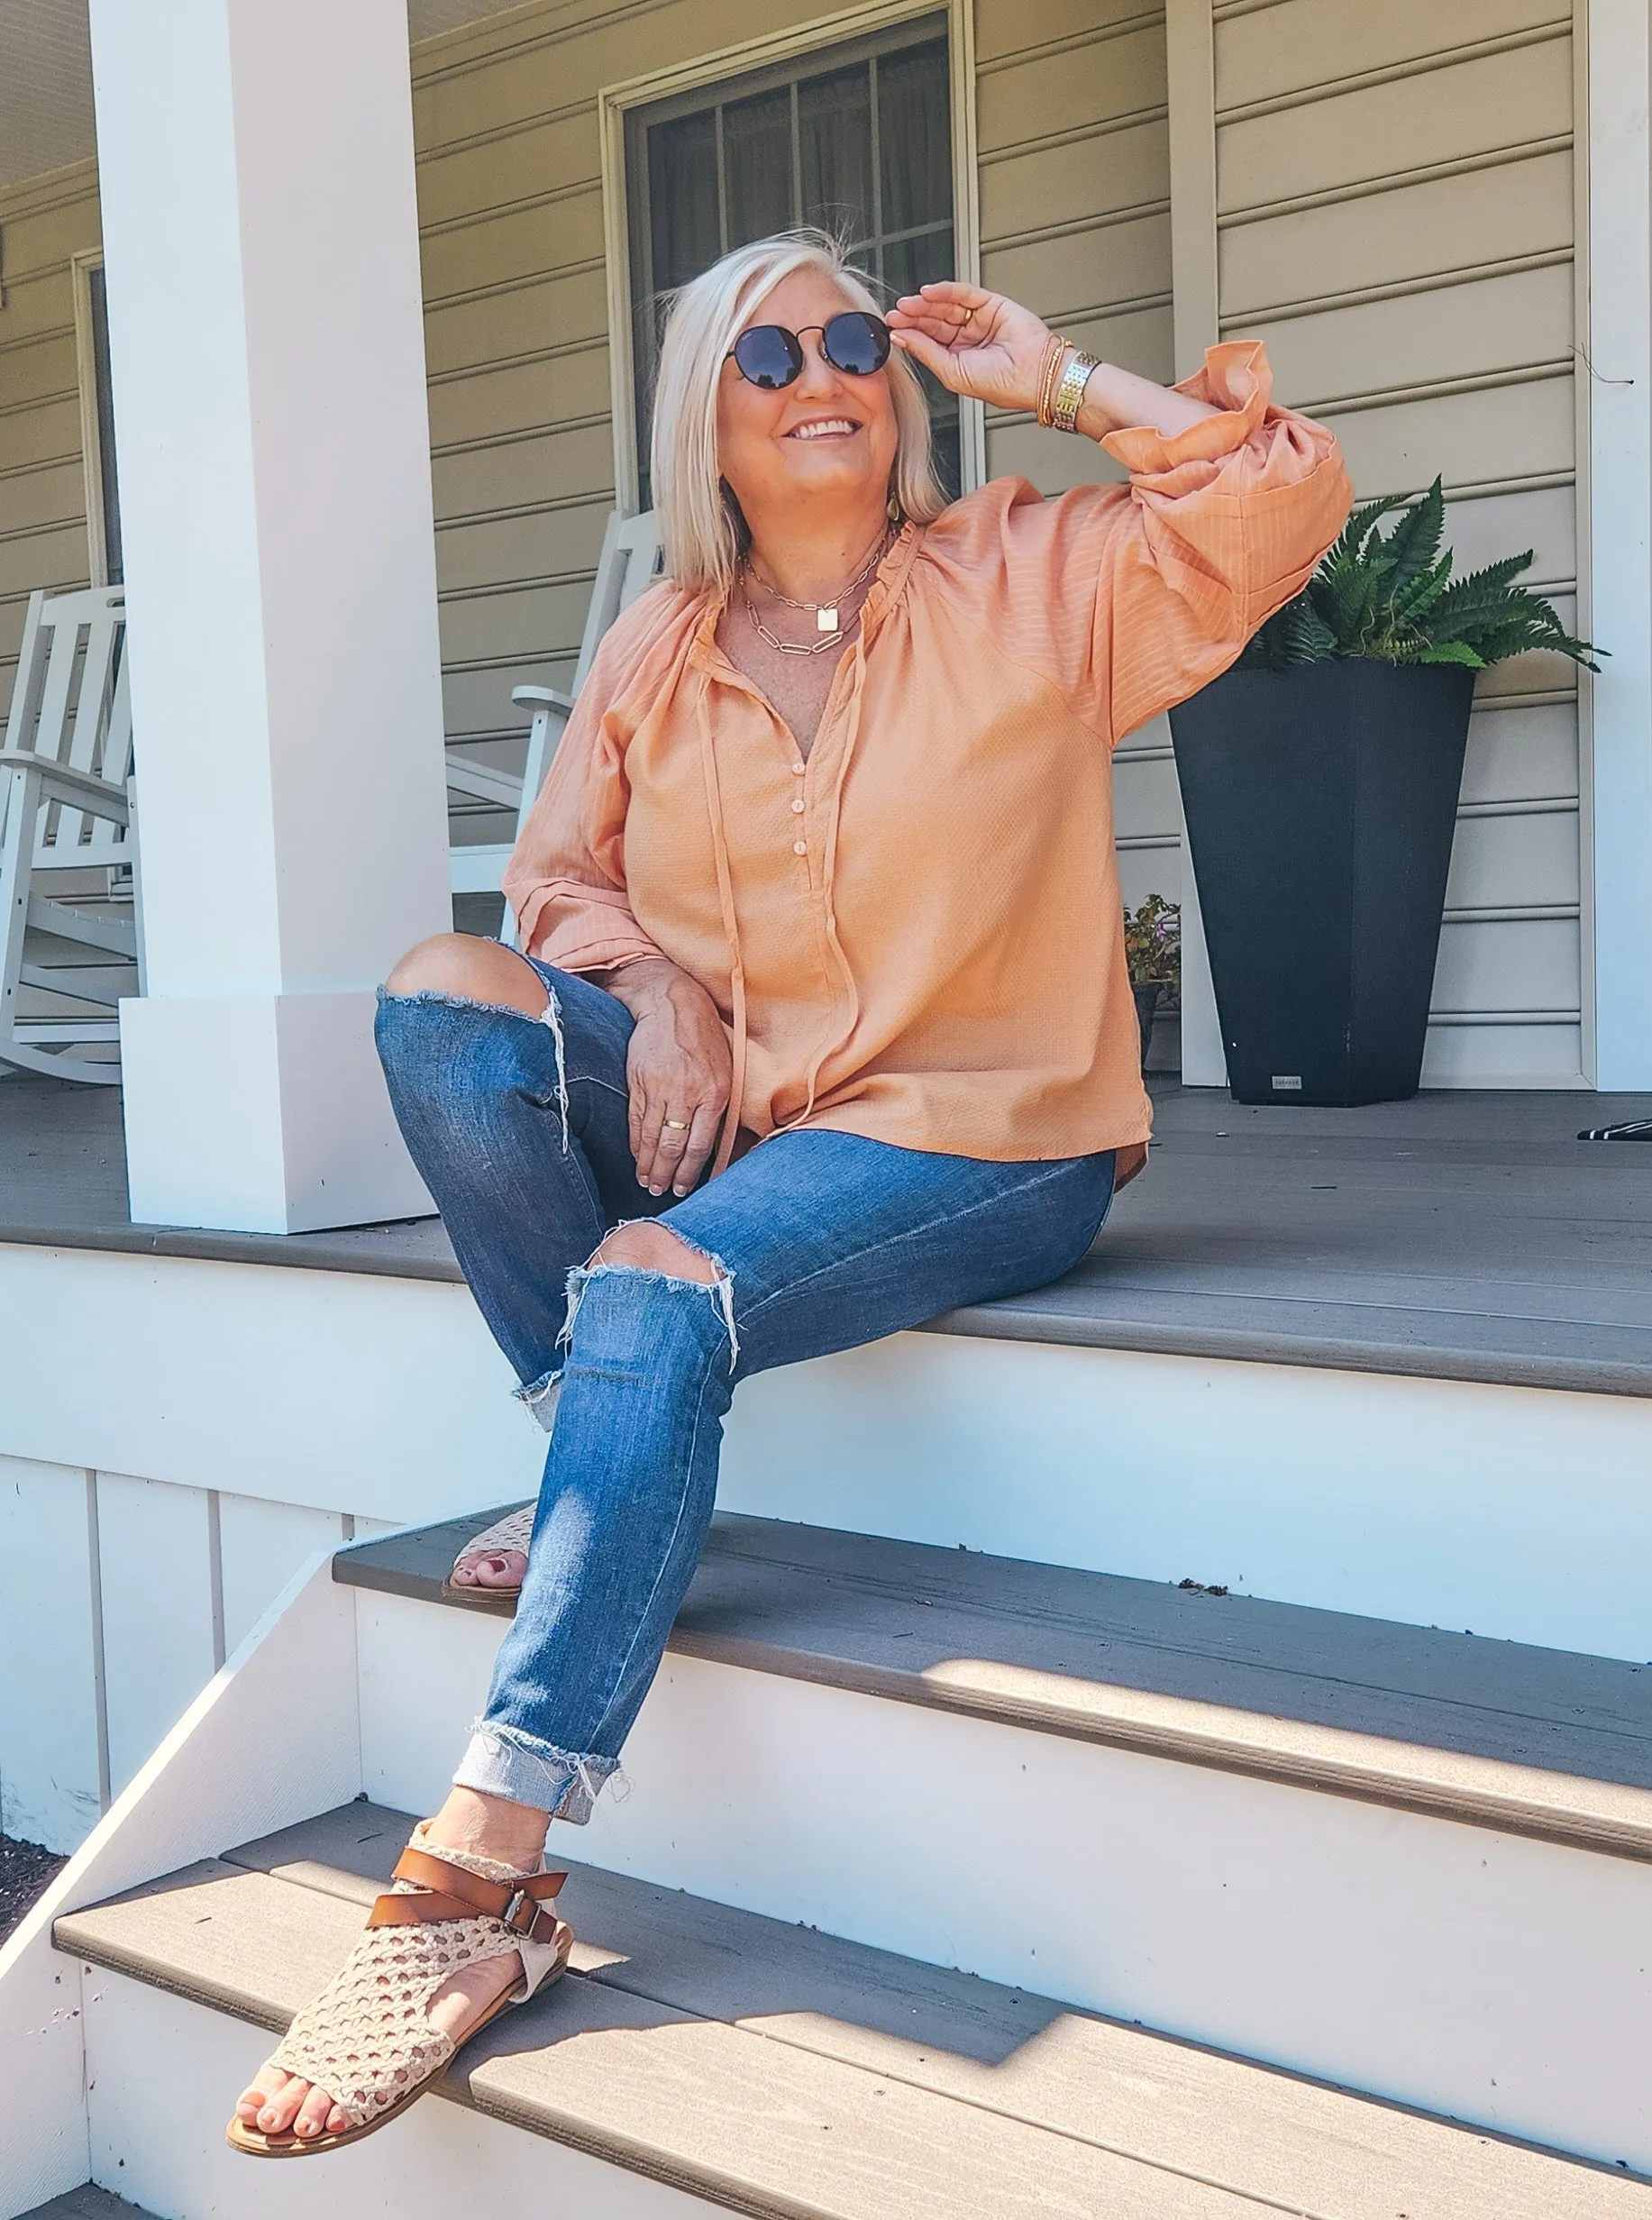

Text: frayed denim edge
xmin=514 ymin=1368 xmax=563 ymax=1434
xmin=560 ymin=1230 xmax=739 ymax=1373
xmin=453 ymin=1717 xmax=619 ymax=1823
xmin=379 ymin=980 xmax=569 ymax=1152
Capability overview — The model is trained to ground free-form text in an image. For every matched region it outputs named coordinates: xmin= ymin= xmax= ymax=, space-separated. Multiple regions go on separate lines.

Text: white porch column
xmin=88 ymin=0 xmax=451 ymax=1232
xmin=1586 ymin=0 xmax=1652 ymax=1090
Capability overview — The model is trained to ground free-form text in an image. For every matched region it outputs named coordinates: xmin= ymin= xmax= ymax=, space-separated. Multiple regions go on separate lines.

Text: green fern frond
xmin=1237 ymin=486 xmax=1601 ymax=672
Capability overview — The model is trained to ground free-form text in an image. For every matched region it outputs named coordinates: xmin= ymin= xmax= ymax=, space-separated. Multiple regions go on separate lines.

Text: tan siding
xmin=0 ymin=166 xmax=98 ymax=696
xmin=1214 ymin=0 xmax=1583 ymax=1083
xmin=412 ymin=0 xmax=1173 ymax=802
xmin=970 ymin=4 xmax=1173 ymax=1006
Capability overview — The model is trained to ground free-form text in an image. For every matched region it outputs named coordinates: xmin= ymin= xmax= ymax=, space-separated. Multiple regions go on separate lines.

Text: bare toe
xmin=257 ymin=2073 xmax=312 ymax=2136
xmin=295 ymin=2082 xmax=342 ymax=2140
xmin=238 ymin=2065 xmax=288 ymax=2124
xmin=456 ymin=1549 xmax=527 ymax=1589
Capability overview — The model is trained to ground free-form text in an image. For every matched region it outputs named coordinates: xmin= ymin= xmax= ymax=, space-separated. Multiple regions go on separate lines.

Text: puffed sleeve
xmin=921 ymin=342 xmax=1350 ymax=746
xmin=1094 ymin=341 xmax=1351 ymax=739
xmin=503 ymin=589 xmax=684 ymax=972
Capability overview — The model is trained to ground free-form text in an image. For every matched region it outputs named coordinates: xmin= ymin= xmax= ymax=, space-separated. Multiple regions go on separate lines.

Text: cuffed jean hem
xmin=452 ymin=1717 xmax=617 ymax=1823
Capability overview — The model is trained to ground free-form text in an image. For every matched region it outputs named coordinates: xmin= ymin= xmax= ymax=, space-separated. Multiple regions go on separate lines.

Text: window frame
xmin=70 ymin=249 xmax=122 ymax=589
xmin=598 ymin=0 xmax=981 ymax=516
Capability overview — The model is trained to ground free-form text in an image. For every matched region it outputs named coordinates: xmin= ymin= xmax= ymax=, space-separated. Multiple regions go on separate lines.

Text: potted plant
xmin=1124 ymin=892 xmax=1180 ymax=1071
xmin=1167 ymin=480 xmax=1596 ymax=1106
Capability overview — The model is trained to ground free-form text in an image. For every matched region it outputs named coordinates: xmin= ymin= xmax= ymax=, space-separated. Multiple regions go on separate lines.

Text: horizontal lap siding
xmin=413 ymin=0 xmax=832 ymax=827
xmin=1214 ymin=0 xmax=1584 ymax=1084
xmin=0 ymin=167 xmax=99 ymax=714
xmin=975 ymin=2 xmax=1178 ymax=950
xmin=415 ymin=0 xmax=1177 ymax=886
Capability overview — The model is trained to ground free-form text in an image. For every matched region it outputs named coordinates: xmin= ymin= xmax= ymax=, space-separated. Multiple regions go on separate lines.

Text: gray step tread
xmin=336 ymin=1511 xmax=1652 ymax=1861
xmin=8 ymin=1077 xmax=1652 ymax=1397
xmin=53 ymin=1801 xmax=1650 ymax=2220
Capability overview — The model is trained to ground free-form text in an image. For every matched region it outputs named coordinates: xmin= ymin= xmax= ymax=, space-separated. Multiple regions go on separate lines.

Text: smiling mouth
xmin=786 ymin=418 xmax=863 ymax=441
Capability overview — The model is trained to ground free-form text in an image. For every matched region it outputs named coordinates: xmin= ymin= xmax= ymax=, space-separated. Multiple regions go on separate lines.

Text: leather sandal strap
xmin=369 ymin=1887 xmax=499 ymax=1930
xmin=392 ymin=1845 xmax=513 ymax=1915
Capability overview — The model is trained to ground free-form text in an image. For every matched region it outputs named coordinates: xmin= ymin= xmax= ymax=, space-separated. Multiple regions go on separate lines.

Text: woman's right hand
xmin=603 ymin=957 xmax=733 ymax=1197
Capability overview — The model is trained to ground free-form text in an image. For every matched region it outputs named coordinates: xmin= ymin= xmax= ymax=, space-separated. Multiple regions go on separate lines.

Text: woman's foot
xmin=446 ymin=1503 xmax=537 ymax=1596
xmin=450 ymin=1545 xmax=528 ymax=1592
xmin=232 ymin=1791 xmax=551 ymax=2142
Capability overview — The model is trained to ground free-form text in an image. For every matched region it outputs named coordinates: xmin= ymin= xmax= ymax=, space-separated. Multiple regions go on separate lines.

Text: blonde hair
xmin=649 ymin=229 xmax=950 ymax=597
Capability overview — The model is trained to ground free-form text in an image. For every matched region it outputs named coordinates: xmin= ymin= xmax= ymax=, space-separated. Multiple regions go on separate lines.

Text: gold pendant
xmin=817 ymin=607 xmax=839 ymax=634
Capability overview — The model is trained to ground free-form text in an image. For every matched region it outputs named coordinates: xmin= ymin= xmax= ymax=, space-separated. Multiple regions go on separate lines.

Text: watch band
xmin=1051 ymin=348 xmax=1101 ymax=434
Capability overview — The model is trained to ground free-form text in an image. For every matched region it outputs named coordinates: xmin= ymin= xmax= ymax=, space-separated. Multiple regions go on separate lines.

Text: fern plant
xmin=1240 ymin=478 xmax=1599 ymax=673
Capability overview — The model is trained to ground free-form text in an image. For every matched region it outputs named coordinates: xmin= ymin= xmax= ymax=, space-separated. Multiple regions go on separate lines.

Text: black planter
xmin=1168 ymin=660 xmax=1474 ymax=1107
xmin=1131 ymin=980 xmax=1163 ymax=1069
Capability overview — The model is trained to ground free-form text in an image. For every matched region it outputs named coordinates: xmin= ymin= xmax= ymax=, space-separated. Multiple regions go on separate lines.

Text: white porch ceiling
xmin=0 ymin=0 xmax=528 ymax=191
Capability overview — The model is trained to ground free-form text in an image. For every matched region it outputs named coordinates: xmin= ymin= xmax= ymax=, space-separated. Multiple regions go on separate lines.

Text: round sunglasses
xmin=726 ymin=311 xmax=892 ymax=390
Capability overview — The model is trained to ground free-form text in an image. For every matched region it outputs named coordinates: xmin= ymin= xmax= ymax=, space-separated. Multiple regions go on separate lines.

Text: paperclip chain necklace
xmin=741 ymin=527 xmax=891 ymax=657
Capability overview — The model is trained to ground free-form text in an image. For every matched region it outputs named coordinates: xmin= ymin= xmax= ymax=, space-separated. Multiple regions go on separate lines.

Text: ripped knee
xmin=589 ymin=1221 xmax=720 ymax=1284
xmin=384 ymin=932 xmax=547 ymax=1017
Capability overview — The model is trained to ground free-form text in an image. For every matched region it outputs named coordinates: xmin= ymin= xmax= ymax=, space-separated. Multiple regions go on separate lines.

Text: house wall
xmin=414 ymin=0 xmax=1178 ymax=900
xmin=0 ymin=162 xmax=101 ymax=717
xmin=1209 ymin=0 xmax=1587 ymax=1085
xmin=0 ymin=5 xmax=1595 ymax=1081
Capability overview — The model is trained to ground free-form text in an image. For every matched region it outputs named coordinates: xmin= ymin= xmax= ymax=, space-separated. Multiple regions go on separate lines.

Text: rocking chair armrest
xmin=510 ymin=685 xmax=576 ymax=715
xmin=0 ymin=749 xmax=130 ymax=821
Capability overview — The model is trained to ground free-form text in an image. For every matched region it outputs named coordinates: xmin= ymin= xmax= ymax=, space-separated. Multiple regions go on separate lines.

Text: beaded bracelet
xmin=1051 ymin=348 xmax=1102 ymax=434
xmin=1035 ymin=333 xmax=1069 ymax=428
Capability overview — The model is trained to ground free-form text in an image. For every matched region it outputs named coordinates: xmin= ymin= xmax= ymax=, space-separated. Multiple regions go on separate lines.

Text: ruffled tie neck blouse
xmin=505 ymin=343 xmax=1353 ymax=1170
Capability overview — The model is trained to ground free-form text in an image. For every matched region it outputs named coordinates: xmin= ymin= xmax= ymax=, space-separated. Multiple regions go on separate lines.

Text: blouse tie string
xmin=695 ymin=671 xmax=748 ymax=1180
xmin=786 ymin=644 xmax=870 ymax=1135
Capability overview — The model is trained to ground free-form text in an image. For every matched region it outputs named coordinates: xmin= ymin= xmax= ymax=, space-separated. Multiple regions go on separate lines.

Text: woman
xmin=230 ymin=231 xmax=1349 ymax=2154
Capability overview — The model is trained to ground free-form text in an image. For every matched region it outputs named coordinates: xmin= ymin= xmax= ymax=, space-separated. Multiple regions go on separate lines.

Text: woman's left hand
xmin=886 ymin=282 xmax=1056 ymax=414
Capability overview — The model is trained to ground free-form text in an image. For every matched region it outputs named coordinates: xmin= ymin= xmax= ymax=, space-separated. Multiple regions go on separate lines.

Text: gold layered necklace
xmin=741 ymin=529 xmax=891 ymax=657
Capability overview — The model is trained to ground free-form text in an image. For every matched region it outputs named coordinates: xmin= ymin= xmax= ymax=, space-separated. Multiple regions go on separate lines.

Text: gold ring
xmin=662 ymin=1118 xmax=689 ymax=1130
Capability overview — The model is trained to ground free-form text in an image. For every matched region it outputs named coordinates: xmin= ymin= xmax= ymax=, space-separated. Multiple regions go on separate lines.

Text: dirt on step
xmin=0 ymin=1832 xmax=67 ymax=1941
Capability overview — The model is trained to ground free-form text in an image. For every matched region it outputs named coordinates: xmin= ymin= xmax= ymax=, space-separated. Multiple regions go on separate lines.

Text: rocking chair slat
xmin=0 ymin=586 xmax=140 ymax=1083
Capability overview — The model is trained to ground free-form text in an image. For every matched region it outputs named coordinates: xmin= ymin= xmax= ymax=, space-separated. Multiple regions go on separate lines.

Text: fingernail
xmin=650 ymin=1184 xmax=664 ymax=1196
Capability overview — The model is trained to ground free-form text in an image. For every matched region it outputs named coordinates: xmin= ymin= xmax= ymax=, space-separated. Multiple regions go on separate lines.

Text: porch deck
xmin=3 ymin=1075 xmax=1649 ymax=1399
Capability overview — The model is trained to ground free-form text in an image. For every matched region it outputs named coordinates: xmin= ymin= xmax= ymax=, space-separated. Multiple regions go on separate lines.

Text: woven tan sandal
xmin=225 ymin=1822 xmax=572 ymax=2157
xmin=443 ymin=1502 xmax=534 ymax=1604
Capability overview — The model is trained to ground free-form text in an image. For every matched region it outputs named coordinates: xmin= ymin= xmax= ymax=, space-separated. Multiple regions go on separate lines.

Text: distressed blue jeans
xmin=375 ymin=962 xmax=1117 ymax=1822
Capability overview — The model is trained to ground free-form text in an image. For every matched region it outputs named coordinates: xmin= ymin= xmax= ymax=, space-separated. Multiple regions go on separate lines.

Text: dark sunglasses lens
xmin=822 ymin=312 xmax=891 ymax=376
xmin=733 ymin=325 xmax=804 ymax=388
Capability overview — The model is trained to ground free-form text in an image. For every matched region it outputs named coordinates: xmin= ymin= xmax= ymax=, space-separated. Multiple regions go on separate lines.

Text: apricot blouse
xmin=506 ymin=343 xmax=1351 ymax=1167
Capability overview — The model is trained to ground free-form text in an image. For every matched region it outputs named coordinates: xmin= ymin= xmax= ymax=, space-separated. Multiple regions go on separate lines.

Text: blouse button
xmin=791 ymin=761 xmax=806 ymax=775
xmin=790 ymin=797 xmax=805 ymax=814
xmin=792 ymin=839 xmax=808 ymax=856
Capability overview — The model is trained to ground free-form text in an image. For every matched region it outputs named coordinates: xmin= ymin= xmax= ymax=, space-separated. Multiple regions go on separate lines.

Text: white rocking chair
xmin=447 ymin=510 xmax=663 ymax=916
xmin=0 ymin=585 xmax=141 ymax=1083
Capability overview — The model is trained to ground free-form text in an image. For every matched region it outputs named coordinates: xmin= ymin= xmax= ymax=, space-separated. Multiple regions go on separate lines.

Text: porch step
xmin=338 ymin=1507 xmax=1652 ymax=1861
xmin=336 ymin=1512 xmax=1652 ymax=2164
xmin=51 ymin=1800 xmax=1649 ymax=2220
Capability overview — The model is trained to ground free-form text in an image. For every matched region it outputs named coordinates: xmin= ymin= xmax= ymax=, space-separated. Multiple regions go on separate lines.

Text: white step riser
xmin=78 ymin=1972 xmax=721 ymax=2220
xmin=724 ymin=1337 xmax=1652 ymax=1661
xmin=9 ymin=1247 xmax=1652 ymax=1667
xmin=359 ymin=1591 xmax=1652 ymax=2175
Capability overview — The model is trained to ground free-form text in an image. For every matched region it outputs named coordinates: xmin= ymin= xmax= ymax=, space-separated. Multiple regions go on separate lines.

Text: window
xmin=625 ymin=23 xmax=959 ymax=504
xmin=72 ymin=252 xmax=123 ymax=587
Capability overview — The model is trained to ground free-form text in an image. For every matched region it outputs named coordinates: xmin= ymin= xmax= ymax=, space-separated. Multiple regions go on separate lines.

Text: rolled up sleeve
xmin=504 ymin=699 xmax=666 ymax=976
xmin=1095 ymin=340 xmax=1352 ymax=740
